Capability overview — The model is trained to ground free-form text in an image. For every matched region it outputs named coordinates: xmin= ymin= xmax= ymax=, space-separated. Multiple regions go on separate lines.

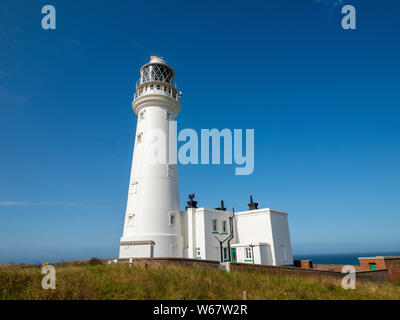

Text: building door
xmin=369 ymin=263 xmax=377 ymax=270
xmin=231 ymin=248 xmax=237 ymax=263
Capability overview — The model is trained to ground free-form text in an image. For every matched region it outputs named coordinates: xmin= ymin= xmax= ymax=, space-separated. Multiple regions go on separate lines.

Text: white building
xmin=119 ymin=57 xmax=293 ymax=266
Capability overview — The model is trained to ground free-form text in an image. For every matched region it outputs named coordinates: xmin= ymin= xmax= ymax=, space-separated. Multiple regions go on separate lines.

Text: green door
xmin=231 ymin=248 xmax=237 ymax=263
xmin=369 ymin=263 xmax=377 ymax=270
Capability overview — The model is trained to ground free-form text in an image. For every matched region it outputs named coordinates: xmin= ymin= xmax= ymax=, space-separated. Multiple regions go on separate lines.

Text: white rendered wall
xmin=182 ymin=207 xmax=293 ymax=265
xmin=234 ymin=208 xmax=293 ymax=266
xmin=119 ymin=102 xmax=183 ymax=258
xmin=269 ymin=211 xmax=293 ymax=265
xmin=184 ymin=208 xmax=232 ymax=262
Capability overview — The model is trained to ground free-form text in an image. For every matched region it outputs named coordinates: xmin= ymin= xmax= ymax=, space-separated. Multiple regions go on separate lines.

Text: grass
xmin=0 ymin=263 xmax=399 ymax=300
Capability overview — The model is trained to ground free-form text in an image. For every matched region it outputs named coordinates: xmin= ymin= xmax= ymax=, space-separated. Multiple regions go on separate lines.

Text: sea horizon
xmin=293 ymin=251 xmax=400 ymax=265
xmin=2 ymin=250 xmax=400 ymax=266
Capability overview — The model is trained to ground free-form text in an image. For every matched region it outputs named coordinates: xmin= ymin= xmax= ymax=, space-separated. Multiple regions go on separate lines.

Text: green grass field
xmin=1 ymin=263 xmax=399 ymax=300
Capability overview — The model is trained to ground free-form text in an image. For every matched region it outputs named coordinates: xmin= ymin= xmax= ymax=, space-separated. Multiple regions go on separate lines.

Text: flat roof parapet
xmin=358 ymin=256 xmax=400 ymax=260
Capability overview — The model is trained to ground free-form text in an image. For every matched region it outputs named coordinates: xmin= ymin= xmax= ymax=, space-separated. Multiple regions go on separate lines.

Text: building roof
xmin=358 ymin=256 xmax=400 ymax=260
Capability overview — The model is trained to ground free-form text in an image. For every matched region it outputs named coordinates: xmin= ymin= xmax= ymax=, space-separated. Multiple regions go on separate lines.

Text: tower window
xmin=212 ymin=219 xmax=218 ymax=232
xmin=127 ymin=213 xmax=135 ymax=227
xmin=139 ymin=110 xmax=146 ymax=119
xmin=157 ymin=85 xmax=160 ymax=90
xmin=196 ymin=247 xmax=201 ymax=258
xmin=168 ymin=212 xmax=176 ymax=225
xmin=137 ymin=132 xmax=143 ymax=143
xmin=130 ymin=181 xmax=138 ymax=194
xmin=164 ymin=86 xmax=167 ymax=91
xmin=165 ymin=111 xmax=171 ymax=120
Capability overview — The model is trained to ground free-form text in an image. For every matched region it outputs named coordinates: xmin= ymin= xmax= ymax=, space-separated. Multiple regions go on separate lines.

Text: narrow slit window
xmin=127 ymin=213 xmax=135 ymax=227
xmin=137 ymin=132 xmax=143 ymax=143
xmin=169 ymin=212 xmax=176 ymax=225
xmin=130 ymin=181 xmax=138 ymax=194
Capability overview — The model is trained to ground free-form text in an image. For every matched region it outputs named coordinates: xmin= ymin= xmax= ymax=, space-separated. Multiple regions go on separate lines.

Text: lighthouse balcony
xmin=134 ymin=82 xmax=180 ymax=101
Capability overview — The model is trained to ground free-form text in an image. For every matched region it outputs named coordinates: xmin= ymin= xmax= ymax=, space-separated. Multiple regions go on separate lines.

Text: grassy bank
xmin=1 ymin=263 xmax=399 ymax=300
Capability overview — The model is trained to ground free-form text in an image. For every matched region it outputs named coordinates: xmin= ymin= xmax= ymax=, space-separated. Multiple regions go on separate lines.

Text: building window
xmin=222 ymin=220 xmax=227 ymax=233
xmin=223 ymin=247 xmax=228 ymax=261
xmin=196 ymin=247 xmax=201 ymax=258
xmin=212 ymin=219 xmax=218 ymax=232
xmin=168 ymin=212 xmax=176 ymax=225
xmin=164 ymin=86 xmax=167 ymax=91
xmin=165 ymin=111 xmax=171 ymax=120
xmin=139 ymin=110 xmax=146 ymax=120
xmin=130 ymin=181 xmax=138 ymax=194
xmin=245 ymin=247 xmax=253 ymax=260
xmin=157 ymin=85 xmax=160 ymax=90
xmin=150 ymin=85 xmax=153 ymax=90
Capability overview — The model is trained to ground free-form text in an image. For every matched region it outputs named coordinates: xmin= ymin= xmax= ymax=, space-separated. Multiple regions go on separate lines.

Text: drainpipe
xmin=215 ymin=208 xmax=235 ymax=263
xmin=227 ymin=208 xmax=235 ymax=261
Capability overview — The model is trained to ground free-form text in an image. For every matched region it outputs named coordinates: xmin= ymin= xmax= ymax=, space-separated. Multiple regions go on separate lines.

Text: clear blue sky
xmin=0 ymin=0 xmax=399 ymax=263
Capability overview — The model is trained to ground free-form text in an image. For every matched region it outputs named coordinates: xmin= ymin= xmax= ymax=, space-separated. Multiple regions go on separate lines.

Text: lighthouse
xmin=119 ymin=56 xmax=183 ymax=259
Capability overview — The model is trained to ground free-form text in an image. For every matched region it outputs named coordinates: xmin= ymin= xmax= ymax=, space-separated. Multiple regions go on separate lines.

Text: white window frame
xmin=245 ymin=247 xmax=253 ymax=260
xmin=222 ymin=220 xmax=227 ymax=232
xmin=130 ymin=181 xmax=138 ymax=194
xmin=168 ymin=212 xmax=176 ymax=225
xmin=127 ymin=213 xmax=135 ymax=227
xmin=212 ymin=219 xmax=218 ymax=232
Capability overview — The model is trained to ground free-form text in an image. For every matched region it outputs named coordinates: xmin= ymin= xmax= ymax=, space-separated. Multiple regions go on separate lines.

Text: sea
xmin=293 ymin=251 xmax=400 ymax=265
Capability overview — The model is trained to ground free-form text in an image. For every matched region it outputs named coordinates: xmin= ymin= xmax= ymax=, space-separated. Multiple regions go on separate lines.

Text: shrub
xmin=88 ymin=258 xmax=103 ymax=266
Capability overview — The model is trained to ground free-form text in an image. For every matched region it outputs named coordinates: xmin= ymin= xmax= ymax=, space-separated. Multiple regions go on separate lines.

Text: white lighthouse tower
xmin=119 ymin=56 xmax=183 ymax=259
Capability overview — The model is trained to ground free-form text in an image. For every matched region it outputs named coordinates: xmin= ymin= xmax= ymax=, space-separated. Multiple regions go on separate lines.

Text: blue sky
xmin=0 ymin=0 xmax=399 ymax=263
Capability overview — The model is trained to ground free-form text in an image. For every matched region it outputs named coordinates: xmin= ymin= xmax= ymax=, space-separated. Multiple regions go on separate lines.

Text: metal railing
xmin=135 ymin=78 xmax=178 ymax=89
xmin=133 ymin=87 xmax=180 ymax=101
